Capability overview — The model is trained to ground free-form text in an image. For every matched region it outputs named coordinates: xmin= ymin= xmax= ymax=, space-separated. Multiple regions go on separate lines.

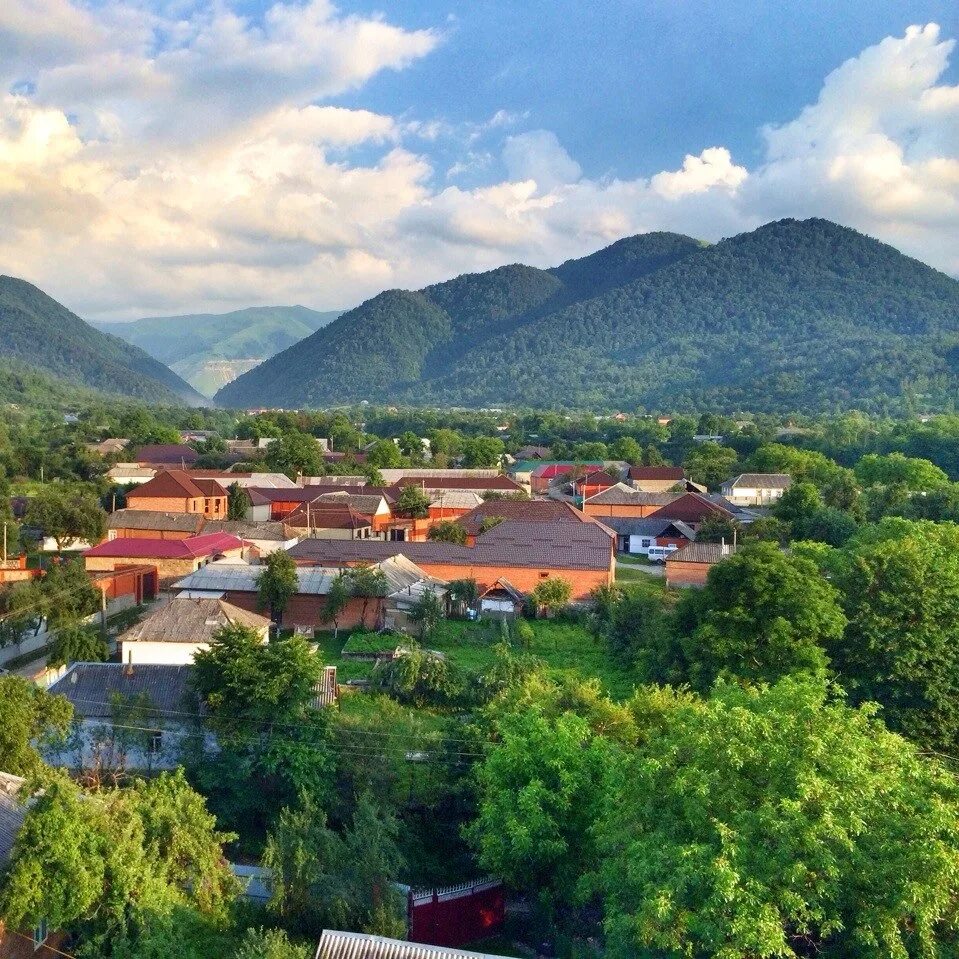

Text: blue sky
xmin=0 ymin=1 xmax=957 ymax=318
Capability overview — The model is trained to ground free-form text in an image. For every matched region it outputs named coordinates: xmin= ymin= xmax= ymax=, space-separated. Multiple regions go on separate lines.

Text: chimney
xmin=123 ymin=649 xmax=134 ymax=677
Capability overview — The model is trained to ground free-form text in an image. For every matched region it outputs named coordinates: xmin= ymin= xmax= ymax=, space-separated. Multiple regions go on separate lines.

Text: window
xmin=148 ymin=730 xmax=162 ymax=754
xmin=539 ymin=572 xmax=549 ymax=579
xmin=33 ymin=919 xmax=48 ymax=949
xmin=641 ymin=538 xmax=652 ymax=547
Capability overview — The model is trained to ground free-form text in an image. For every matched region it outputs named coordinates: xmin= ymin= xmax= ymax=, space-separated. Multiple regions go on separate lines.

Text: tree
xmin=427 ymin=428 xmax=464 ymax=460
xmin=322 ymin=573 xmax=350 ymax=639
xmin=668 ymin=542 xmax=846 ymax=689
xmin=792 ymin=505 xmax=859 ymax=546
xmin=530 ymin=577 xmax=572 ymax=617
xmin=227 ymin=482 xmax=248 ymax=521
xmin=478 ymin=514 xmax=505 ymax=534
xmin=373 ymin=645 xmax=462 ymax=708
xmin=609 ymin=436 xmax=643 ymax=465
xmin=47 ymin=622 xmax=108 ymax=668
xmin=264 ymin=432 xmax=323 ymax=479
xmin=188 ymin=625 xmax=335 ymax=834
xmin=695 ymin=514 xmax=740 ymax=544
xmin=461 ymin=437 xmax=504 ymax=468
xmin=395 ymin=484 xmax=431 ymax=518
xmin=24 ymin=484 xmax=106 ymax=549
xmin=447 ymin=577 xmax=478 ymax=617
xmin=234 ymin=928 xmax=310 ymax=959
xmin=835 ymin=524 xmax=959 ymax=753
xmin=41 ymin=559 xmax=102 ymax=630
xmin=592 ymin=584 xmax=670 ymax=671
xmin=594 ymin=677 xmax=959 ymax=959
xmin=427 ymin=520 xmax=467 ymax=544
xmin=398 ymin=431 xmax=426 ymax=464
xmin=772 ymin=480 xmax=823 ymax=524
xmin=347 ymin=565 xmax=389 ymax=629
xmin=854 ymin=452 xmax=949 ymax=490
xmin=257 ymin=550 xmax=299 ymax=622
xmin=366 ymin=439 xmax=403 ymax=469
xmin=0 ymin=675 xmax=73 ymax=777
xmin=682 ymin=442 xmax=738 ymax=490
xmin=408 ymin=589 xmax=443 ymax=641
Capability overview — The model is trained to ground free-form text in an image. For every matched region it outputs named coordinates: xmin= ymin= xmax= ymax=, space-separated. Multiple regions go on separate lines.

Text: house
xmin=0 ymin=555 xmax=39 ymax=586
xmin=85 ymin=438 xmax=130 ymax=457
xmin=282 ymin=503 xmax=375 ymax=540
xmin=172 ymin=556 xmax=444 ymax=631
xmin=202 ymin=520 xmax=299 ymax=555
xmin=132 ymin=444 xmax=199 ymax=467
xmin=47 ymin=663 xmax=196 ymax=772
xmin=529 ymin=462 xmax=603 ymax=495
xmin=459 ymin=499 xmax=596 ymax=543
xmin=119 ymin=597 xmax=271 ymax=665
xmin=245 ymin=486 xmax=343 ymax=521
xmin=105 ymin=464 xmax=156 ymax=485
xmin=514 ymin=445 xmax=551 ymax=460
xmin=601 ymin=517 xmax=696 ymax=556
xmin=477 ymin=578 xmax=526 ymax=618
xmin=665 ymin=541 xmax=738 ymax=587
xmin=647 ymin=492 xmax=734 ymax=528
xmin=107 ymin=509 xmax=205 ymax=541
xmin=0 ymin=772 xmax=65 ymax=957
xmin=315 ymin=930 xmax=512 ymax=959
xmin=312 ymin=490 xmax=394 ymax=529
xmin=720 ymin=473 xmax=792 ymax=506
xmin=627 ymin=465 xmax=686 ymax=492
xmin=126 ymin=470 xmax=228 ymax=519
xmin=426 ymin=490 xmax=484 ymax=521
xmin=288 ymin=518 xmax=615 ymax=600
xmin=582 ymin=484 xmax=682 ymax=519
xmin=572 ymin=469 xmax=620 ymax=501
xmin=188 ymin=470 xmax=297 ymax=490
xmin=300 ymin=475 xmax=369 ymax=487
xmin=388 ymin=473 xmax=523 ymax=495
xmin=82 ymin=532 xmax=248 ymax=586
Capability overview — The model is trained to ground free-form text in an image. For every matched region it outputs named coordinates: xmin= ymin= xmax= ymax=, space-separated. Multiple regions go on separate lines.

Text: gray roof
xmin=602 ymin=517 xmax=696 ymax=539
xmin=667 ymin=542 xmax=739 ymax=564
xmin=315 ymin=930 xmax=515 ymax=959
xmin=120 ymin=597 xmax=271 ymax=644
xmin=0 ymin=772 xmax=26 ymax=864
xmin=314 ymin=491 xmax=389 ymax=514
xmin=107 ymin=510 xmax=204 ymax=533
xmin=49 ymin=663 xmax=194 ymax=719
xmin=291 ymin=518 xmax=614 ymax=571
xmin=586 ymin=483 xmax=681 ymax=506
xmin=203 ymin=520 xmax=294 ymax=542
xmin=173 ymin=561 xmax=340 ymax=596
xmin=722 ymin=473 xmax=792 ymax=489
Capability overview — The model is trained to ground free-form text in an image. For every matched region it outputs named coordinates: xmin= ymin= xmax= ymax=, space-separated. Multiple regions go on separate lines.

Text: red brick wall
xmin=0 ymin=928 xmax=67 ymax=958
xmin=125 ymin=494 xmax=226 ymax=519
xmin=114 ymin=528 xmax=196 ymax=540
xmin=222 ymin=591 xmax=380 ymax=629
xmin=665 ymin=560 xmax=711 ymax=587
xmin=584 ymin=503 xmax=661 ymax=518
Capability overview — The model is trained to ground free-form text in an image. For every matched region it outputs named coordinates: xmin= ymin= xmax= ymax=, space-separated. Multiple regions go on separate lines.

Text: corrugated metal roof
xmin=84 ymin=532 xmax=244 ymax=559
xmin=107 ymin=510 xmax=205 ymax=533
xmin=120 ymin=597 xmax=271 ymax=643
xmin=667 ymin=542 xmax=739 ymax=564
xmin=49 ymin=663 xmax=194 ymax=718
xmin=723 ymin=473 xmax=792 ymax=489
xmin=315 ymin=930 xmax=515 ymax=959
xmin=0 ymin=772 xmax=26 ymax=864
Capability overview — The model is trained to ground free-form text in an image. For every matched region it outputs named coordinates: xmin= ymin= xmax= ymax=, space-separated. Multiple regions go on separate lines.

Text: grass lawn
xmin=318 ymin=618 xmax=638 ymax=700
xmin=616 ymin=564 xmax=661 ymax=583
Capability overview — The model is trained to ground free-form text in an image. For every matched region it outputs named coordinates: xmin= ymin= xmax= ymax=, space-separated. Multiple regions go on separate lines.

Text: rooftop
xmin=121 ymin=597 xmax=271 ymax=644
xmin=49 ymin=663 xmax=195 ymax=719
xmin=133 ymin=444 xmax=199 ymax=466
xmin=203 ymin=520 xmax=294 ymax=542
xmin=83 ymin=532 xmax=245 ymax=560
xmin=107 ymin=510 xmax=205 ymax=534
xmin=723 ymin=473 xmax=793 ymax=489
xmin=316 ymin=929 xmax=515 ymax=959
xmin=0 ymin=772 xmax=26 ymax=865
xmin=627 ymin=465 xmax=685 ymax=480
xmin=667 ymin=542 xmax=739 ymax=564
xmin=585 ymin=483 xmax=680 ymax=506
xmin=127 ymin=469 xmax=226 ymax=501
xmin=460 ymin=499 xmax=593 ymax=536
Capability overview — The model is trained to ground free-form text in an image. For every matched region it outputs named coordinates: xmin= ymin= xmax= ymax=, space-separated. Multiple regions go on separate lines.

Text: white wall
xmin=119 ymin=640 xmax=209 ymax=665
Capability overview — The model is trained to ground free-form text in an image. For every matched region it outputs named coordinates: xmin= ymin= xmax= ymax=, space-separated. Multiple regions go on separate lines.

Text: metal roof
xmin=120 ymin=597 xmax=271 ymax=644
xmin=667 ymin=542 xmax=739 ymax=564
xmin=723 ymin=473 xmax=793 ymax=489
xmin=315 ymin=930 xmax=515 ymax=959
xmin=49 ymin=663 xmax=195 ymax=719
xmin=0 ymin=772 xmax=26 ymax=864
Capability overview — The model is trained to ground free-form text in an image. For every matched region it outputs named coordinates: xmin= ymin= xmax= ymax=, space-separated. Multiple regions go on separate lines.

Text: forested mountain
xmin=0 ymin=277 xmax=206 ymax=406
xmin=96 ymin=305 xmax=339 ymax=396
xmin=215 ymin=220 xmax=959 ymax=414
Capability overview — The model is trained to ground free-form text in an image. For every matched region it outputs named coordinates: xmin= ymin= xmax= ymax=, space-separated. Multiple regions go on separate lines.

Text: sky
xmin=0 ymin=1 xmax=957 ymax=320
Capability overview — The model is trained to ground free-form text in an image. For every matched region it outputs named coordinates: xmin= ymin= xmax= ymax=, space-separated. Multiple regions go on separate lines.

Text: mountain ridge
xmin=0 ymin=276 xmax=206 ymax=406
xmin=215 ymin=219 xmax=959 ymax=414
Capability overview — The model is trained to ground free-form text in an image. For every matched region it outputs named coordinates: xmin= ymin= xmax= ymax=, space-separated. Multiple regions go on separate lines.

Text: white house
xmin=720 ymin=473 xmax=792 ymax=506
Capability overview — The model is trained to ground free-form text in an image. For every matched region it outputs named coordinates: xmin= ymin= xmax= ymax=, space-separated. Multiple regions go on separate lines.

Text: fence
xmin=408 ymin=878 xmax=505 ymax=947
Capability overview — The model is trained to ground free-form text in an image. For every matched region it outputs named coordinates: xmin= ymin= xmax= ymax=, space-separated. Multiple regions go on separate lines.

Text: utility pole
xmin=2 ymin=522 xmax=6 ymax=565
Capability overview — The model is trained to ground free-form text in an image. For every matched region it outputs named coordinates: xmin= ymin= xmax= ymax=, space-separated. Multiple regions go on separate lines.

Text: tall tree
xmin=682 ymin=442 xmax=739 ymax=490
xmin=257 ymin=550 xmax=299 ymax=622
xmin=227 ymin=482 xmax=248 ymax=521
xmin=395 ymin=484 xmax=431 ymax=518
xmin=24 ymin=484 xmax=106 ymax=550
xmin=0 ymin=675 xmax=73 ymax=777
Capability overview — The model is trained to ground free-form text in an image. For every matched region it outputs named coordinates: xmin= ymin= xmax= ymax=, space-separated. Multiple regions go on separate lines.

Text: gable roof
xmin=284 ymin=502 xmax=374 ymax=531
xmin=121 ymin=597 xmax=271 ymax=644
xmin=49 ymin=663 xmax=195 ymax=719
xmin=530 ymin=462 xmax=603 ymax=480
xmin=315 ymin=929 xmax=515 ymax=959
xmin=648 ymin=492 xmax=734 ymax=523
xmin=601 ymin=517 xmax=696 ymax=539
xmin=127 ymin=469 xmax=226 ymax=501
xmin=203 ymin=520 xmax=294 ymax=542
xmin=576 ymin=469 xmax=619 ymax=487
xmin=460 ymin=499 xmax=593 ymax=536
xmin=133 ymin=444 xmax=198 ymax=466
xmin=722 ymin=473 xmax=792 ymax=489
xmin=390 ymin=475 xmax=522 ymax=493
xmin=586 ymin=483 xmax=681 ymax=507
xmin=83 ymin=532 xmax=244 ymax=560
xmin=627 ymin=466 xmax=685 ymax=481
xmin=313 ymin=491 xmax=391 ymax=514
xmin=667 ymin=542 xmax=739 ymax=564
xmin=107 ymin=509 xmax=206 ymax=534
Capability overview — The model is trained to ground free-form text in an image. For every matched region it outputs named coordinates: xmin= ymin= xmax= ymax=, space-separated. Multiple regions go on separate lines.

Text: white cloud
xmin=0 ymin=13 xmax=957 ymax=320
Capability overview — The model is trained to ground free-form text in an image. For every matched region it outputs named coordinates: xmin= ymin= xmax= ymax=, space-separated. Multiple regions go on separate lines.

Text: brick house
xmin=647 ymin=492 xmax=735 ymax=529
xmin=459 ymin=499 xmax=597 ymax=544
xmin=126 ymin=470 xmax=228 ymax=519
xmin=627 ymin=465 xmax=686 ymax=492
xmin=573 ymin=469 xmax=621 ymax=502
xmin=665 ymin=541 xmax=738 ymax=587
xmin=583 ymin=484 xmax=682 ymax=519
xmin=107 ymin=509 xmax=205 ymax=541
xmin=83 ymin=532 xmax=248 ymax=585
xmin=282 ymin=503 xmax=375 ymax=540
xmin=529 ymin=462 xmax=603 ymax=495
xmin=602 ymin=517 xmax=696 ymax=556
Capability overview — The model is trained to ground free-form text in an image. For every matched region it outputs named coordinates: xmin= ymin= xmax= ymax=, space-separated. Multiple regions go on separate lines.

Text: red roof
xmin=391 ymin=476 xmax=522 ymax=492
xmin=460 ymin=499 xmax=594 ymax=536
xmin=128 ymin=470 xmax=226 ymax=501
xmin=648 ymin=493 xmax=732 ymax=524
xmin=530 ymin=462 xmax=603 ymax=480
xmin=628 ymin=466 xmax=685 ymax=481
xmin=284 ymin=502 xmax=373 ymax=530
xmin=577 ymin=469 xmax=617 ymax=487
xmin=84 ymin=532 xmax=244 ymax=559
xmin=134 ymin=444 xmax=198 ymax=466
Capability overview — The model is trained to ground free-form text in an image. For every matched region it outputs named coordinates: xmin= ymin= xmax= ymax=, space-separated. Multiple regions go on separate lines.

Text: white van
xmin=647 ymin=545 xmax=679 ymax=563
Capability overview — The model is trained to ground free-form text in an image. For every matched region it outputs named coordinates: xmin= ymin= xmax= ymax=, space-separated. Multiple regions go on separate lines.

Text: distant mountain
xmin=0 ymin=277 xmax=206 ymax=406
xmin=215 ymin=220 xmax=959 ymax=414
xmin=97 ymin=306 xmax=340 ymax=396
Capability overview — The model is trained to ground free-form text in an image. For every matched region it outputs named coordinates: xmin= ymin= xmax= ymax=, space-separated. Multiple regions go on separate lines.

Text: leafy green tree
xmin=0 ymin=675 xmax=73 ymax=777
xmin=854 ymin=452 xmax=949 ymax=490
xmin=427 ymin=428 xmax=464 ymax=460
xmin=740 ymin=515 xmax=791 ymax=544
xmin=395 ymin=484 xmax=431 ymax=518
xmin=682 ymin=442 xmax=738 ymax=490
xmin=366 ymin=439 xmax=403 ymax=469
xmin=668 ymin=543 xmax=846 ymax=689
xmin=373 ymin=645 xmax=462 ymax=708
xmin=427 ymin=520 xmax=467 ymax=544
xmin=695 ymin=514 xmax=740 ymax=543
xmin=594 ymin=677 xmax=959 ymax=959
xmin=257 ymin=550 xmax=299 ymax=622
xmin=461 ymin=436 xmax=504 ymax=468
xmin=447 ymin=577 xmax=478 ymax=616
xmin=836 ymin=523 xmax=959 ymax=753
xmin=793 ymin=505 xmax=859 ymax=546
xmin=47 ymin=622 xmax=108 ymax=668
xmin=25 ymin=483 xmax=106 ymax=549
xmin=264 ymin=432 xmax=323 ymax=479
xmin=530 ymin=577 xmax=572 ymax=616
xmin=188 ymin=625 xmax=335 ymax=834
xmin=409 ymin=589 xmax=443 ymax=641
xmin=347 ymin=565 xmax=389 ymax=629
xmin=746 ymin=443 xmax=845 ymax=487
xmin=772 ymin=480 xmax=823 ymax=524
xmin=592 ymin=585 xmax=670 ymax=671
xmin=398 ymin=431 xmax=426 ymax=464
xmin=41 ymin=559 xmax=102 ymax=629
xmin=322 ymin=572 xmax=350 ymax=638
xmin=227 ymin=482 xmax=248 ymax=521
xmin=609 ymin=436 xmax=642 ymax=464
xmin=234 ymin=928 xmax=310 ymax=959
xmin=478 ymin=514 xmax=505 ymax=534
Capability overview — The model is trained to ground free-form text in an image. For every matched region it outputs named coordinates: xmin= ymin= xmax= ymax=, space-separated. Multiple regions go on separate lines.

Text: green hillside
xmin=0 ymin=277 xmax=206 ymax=406
xmin=216 ymin=220 xmax=959 ymax=414
xmin=97 ymin=305 xmax=339 ymax=396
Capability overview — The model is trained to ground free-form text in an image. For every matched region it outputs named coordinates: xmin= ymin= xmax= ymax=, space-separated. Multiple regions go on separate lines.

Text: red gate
xmin=408 ymin=878 xmax=505 ymax=947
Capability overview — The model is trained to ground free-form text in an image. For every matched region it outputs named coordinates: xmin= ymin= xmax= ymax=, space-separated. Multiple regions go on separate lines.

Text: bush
xmin=372 ymin=645 xmax=463 ymax=708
